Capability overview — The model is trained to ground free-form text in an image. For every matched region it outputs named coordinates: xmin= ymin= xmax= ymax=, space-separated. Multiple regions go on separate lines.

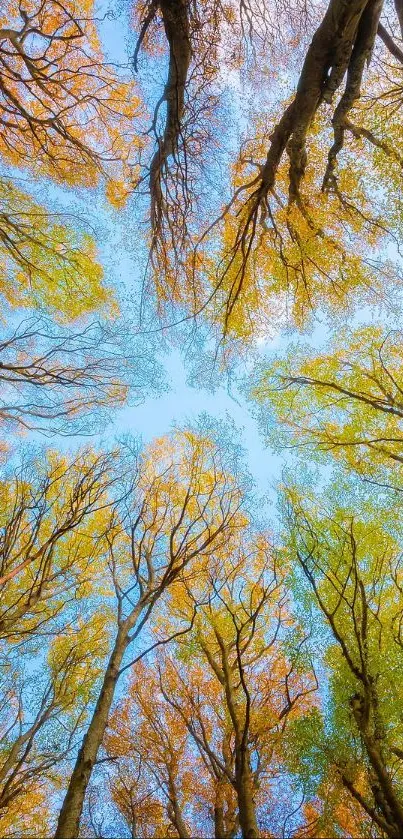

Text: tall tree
xmin=133 ymin=0 xmax=403 ymax=344
xmin=283 ymin=486 xmax=403 ymax=838
xmin=0 ymin=447 xmax=119 ymax=639
xmin=0 ymin=0 xmax=145 ymax=420
xmin=133 ymin=0 xmax=314 ymax=278
xmin=105 ymin=662 xmax=206 ymax=838
xmin=105 ymin=532 xmax=317 ymax=839
xmin=0 ymin=0 xmax=142 ymax=326
xmin=253 ymin=325 xmax=403 ymax=489
xmin=0 ymin=0 xmax=149 ymax=438
xmin=0 ymin=0 xmax=140 ymax=188
xmin=55 ymin=429 xmax=245 ymax=838
xmin=0 ymin=616 xmax=109 ymax=836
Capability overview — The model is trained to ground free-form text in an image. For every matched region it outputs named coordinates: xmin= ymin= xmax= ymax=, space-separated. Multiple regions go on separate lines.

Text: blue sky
xmin=5 ymin=7 xmax=403 ymax=834
xmin=3 ymin=0 xmax=288 ymax=505
xmin=7 ymin=0 xmax=398 ymax=514
xmin=101 ymin=346 xmax=285 ymax=497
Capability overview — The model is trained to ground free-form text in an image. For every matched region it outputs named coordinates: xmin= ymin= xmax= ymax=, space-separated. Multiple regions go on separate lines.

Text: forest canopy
xmin=0 ymin=1 xmax=403 ymax=837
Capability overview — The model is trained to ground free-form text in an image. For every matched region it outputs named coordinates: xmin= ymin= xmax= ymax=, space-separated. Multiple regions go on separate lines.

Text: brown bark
xmin=361 ymin=729 xmax=403 ymax=836
xmin=214 ymin=802 xmax=225 ymax=839
xmin=323 ymin=0 xmax=384 ymax=191
xmin=213 ymin=779 xmax=227 ymax=839
xmin=223 ymin=0 xmax=383 ymax=319
xmin=0 ymin=704 xmax=54 ymax=809
xmin=349 ymin=685 xmax=403 ymax=836
xmin=214 ymin=777 xmax=237 ymax=839
xmin=167 ymin=790 xmax=191 ymax=839
xmin=340 ymin=772 xmax=394 ymax=836
xmin=377 ymin=20 xmax=403 ymax=62
xmin=166 ymin=769 xmax=191 ymax=839
xmin=214 ymin=633 xmax=259 ymax=839
xmin=54 ymin=613 xmax=140 ymax=839
xmin=235 ymin=759 xmax=259 ymax=839
xmin=259 ymin=0 xmax=374 ymax=202
xmin=149 ymin=0 xmax=191 ymax=237
xmin=295 ymin=509 xmax=403 ymax=838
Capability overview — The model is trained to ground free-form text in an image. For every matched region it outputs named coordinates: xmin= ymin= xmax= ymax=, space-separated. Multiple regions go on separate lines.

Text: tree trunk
xmin=54 ymin=624 xmax=131 ymax=838
xmin=214 ymin=780 xmax=225 ymax=838
xmin=167 ymin=791 xmax=191 ymax=839
xmin=350 ymin=689 xmax=403 ymax=836
xmin=235 ymin=759 xmax=259 ymax=839
xmin=255 ymin=0 xmax=379 ymax=201
xmin=214 ymin=803 xmax=225 ymax=838
xmin=364 ymin=737 xmax=403 ymax=836
xmin=216 ymin=635 xmax=259 ymax=838
xmin=149 ymin=0 xmax=191 ymax=232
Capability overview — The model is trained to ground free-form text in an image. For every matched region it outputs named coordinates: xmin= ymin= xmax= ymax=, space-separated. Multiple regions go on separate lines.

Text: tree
xmin=105 ymin=531 xmax=317 ymax=839
xmin=0 ymin=315 xmax=162 ymax=437
xmin=105 ymin=662 xmax=205 ymax=838
xmin=162 ymin=535 xmax=317 ymax=839
xmin=253 ymin=325 xmax=403 ymax=489
xmin=0 ymin=0 xmax=140 ymax=188
xmin=0 ymin=616 xmax=109 ymax=836
xmin=0 ymin=0 xmax=149 ymax=438
xmin=283 ymin=486 xmax=403 ymax=838
xmin=132 ymin=0 xmax=260 ymax=275
xmin=0 ymin=447 xmax=119 ymax=639
xmin=133 ymin=0 xmax=403 ymax=343
xmin=1 ymin=0 xmax=403 ymax=834
xmin=0 ymin=0 xmax=142 ymax=328
xmin=55 ymin=428 xmax=245 ymax=838
xmin=0 ymin=177 xmax=114 ymax=319
xmin=0 ymin=0 xmax=143 ymax=393
xmin=133 ymin=0 xmax=314 ymax=282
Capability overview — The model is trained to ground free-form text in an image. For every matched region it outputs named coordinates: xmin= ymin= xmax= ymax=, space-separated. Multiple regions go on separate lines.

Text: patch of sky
xmin=5 ymin=0 xmax=400 ymax=517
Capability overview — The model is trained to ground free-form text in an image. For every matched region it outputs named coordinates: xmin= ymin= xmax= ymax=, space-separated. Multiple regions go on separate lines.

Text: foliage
xmin=1 ymin=1 xmax=403 ymax=837
xmin=0 ymin=0 xmax=141 ymax=187
xmin=253 ymin=325 xmax=403 ymax=488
